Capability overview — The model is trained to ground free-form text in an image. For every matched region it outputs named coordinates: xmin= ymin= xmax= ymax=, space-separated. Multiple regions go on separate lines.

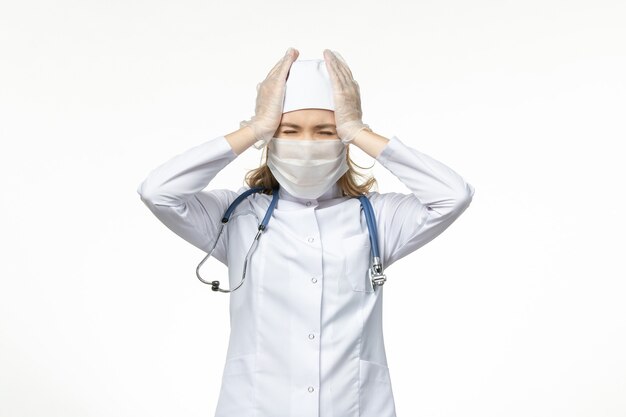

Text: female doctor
xmin=137 ymin=47 xmax=475 ymax=417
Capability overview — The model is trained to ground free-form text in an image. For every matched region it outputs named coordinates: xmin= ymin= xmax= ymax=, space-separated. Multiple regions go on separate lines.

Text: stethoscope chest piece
xmin=369 ymin=259 xmax=387 ymax=288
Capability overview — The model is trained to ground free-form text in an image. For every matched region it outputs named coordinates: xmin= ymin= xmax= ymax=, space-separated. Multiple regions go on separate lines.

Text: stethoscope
xmin=196 ymin=184 xmax=387 ymax=293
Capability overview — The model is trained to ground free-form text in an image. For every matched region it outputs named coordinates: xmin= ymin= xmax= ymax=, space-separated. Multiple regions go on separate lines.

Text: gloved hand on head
xmin=239 ymin=47 xmax=300 ymax=150
xmin=322 ymin=49 xmax=371 ymax=144
xmin=240 ymin=48 xmax=371 ymax=150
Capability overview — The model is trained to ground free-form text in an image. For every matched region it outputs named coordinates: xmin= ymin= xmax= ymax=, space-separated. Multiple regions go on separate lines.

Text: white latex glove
xmin=323 ymin=49 xmax=372 ymax=144
xmin=240 ymin=47 xmax=300 ymax=150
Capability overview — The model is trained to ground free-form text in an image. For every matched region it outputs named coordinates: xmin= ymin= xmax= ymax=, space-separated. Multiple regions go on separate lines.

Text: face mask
xmin=267 ymin=138 xmax=349 ymax=200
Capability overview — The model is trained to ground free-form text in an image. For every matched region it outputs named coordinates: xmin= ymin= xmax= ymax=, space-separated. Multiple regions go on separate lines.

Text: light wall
xmin=1 ymin=0 xmax=625 ymax=416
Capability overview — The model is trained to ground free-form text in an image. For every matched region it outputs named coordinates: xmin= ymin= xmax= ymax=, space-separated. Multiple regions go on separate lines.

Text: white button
xmin=308 ymin=333 xmax=315 ymax=339
xmin=305 ymin=201 xmax=312 ymax=206
xmin=308 ymin=386 xmax=315 ymax=393
xmin=311 ymin=277 xmax=318 ymax=283
xmin=307 ymin=237 xmax=315 ymax=243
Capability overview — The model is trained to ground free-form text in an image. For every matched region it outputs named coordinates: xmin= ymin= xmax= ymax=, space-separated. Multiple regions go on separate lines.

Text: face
xmin=274 ymin=109 xmax=338 ymax=140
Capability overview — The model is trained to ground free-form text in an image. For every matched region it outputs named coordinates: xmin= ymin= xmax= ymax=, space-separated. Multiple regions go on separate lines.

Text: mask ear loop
xmin=260 ymin=141 xmax=270 ymax=166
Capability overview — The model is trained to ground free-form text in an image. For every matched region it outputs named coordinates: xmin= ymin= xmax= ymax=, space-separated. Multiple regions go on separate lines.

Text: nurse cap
xmin=282 ymin=59 xmax=335 ymax=113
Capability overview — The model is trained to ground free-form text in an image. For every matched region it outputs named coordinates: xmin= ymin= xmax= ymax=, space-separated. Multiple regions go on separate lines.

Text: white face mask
xmin=267 ymin=138 xmax=349 ymax=200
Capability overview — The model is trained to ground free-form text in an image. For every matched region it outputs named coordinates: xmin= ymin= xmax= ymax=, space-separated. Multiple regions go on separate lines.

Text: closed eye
xmin=282 ymin=130 xmax=335 ymax=135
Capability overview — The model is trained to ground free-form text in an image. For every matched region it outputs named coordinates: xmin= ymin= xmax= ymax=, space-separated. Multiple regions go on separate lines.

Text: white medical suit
xmin=137 ymin=134 xmax=475 ymax=417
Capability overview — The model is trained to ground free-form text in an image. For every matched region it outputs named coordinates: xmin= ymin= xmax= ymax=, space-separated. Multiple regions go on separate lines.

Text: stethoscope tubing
xmin=196 ymin=185 xmax=386 ymax=292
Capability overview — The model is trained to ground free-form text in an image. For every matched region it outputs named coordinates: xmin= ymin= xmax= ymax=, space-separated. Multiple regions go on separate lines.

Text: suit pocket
xmin=358 ymin=359 xmax=397 ymax=417
xmin=222 ymin=352 xmax=256 ymax=376
xmin=214 ymin=353 xmax=256 ymax=416
xmin=342 ymin=234 xmax=374 ymax=293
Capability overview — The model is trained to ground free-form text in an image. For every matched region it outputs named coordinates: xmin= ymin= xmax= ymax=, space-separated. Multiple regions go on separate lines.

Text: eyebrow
xmin=279 ymin=123 xmax=337 ymax=129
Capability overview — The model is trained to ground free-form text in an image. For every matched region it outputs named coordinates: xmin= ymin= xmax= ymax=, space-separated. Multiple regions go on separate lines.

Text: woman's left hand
xmin=323 ymin=49 xmax=372 ymax=143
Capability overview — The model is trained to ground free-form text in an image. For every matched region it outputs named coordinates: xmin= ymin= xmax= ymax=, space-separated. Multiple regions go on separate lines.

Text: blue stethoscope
xmin=196 ymin=184 xmax=387 ymax=293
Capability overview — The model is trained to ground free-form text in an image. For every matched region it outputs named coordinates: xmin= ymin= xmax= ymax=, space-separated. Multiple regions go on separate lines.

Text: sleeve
xmin=136 ymin=135 xmax=240 ymax=266
xmin=368 ymin=135 xmax=475 ymax=269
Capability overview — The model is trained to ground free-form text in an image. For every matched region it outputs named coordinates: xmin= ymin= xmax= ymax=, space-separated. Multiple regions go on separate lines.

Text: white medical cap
xmin=282 ymin=59 xmax=335 ymax=113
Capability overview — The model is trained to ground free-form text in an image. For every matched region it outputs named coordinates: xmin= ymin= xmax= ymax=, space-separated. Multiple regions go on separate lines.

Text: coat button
xmin=308 ymin=386 xmax=315 ymax=393
xmin=311 ymin=277 xmax=318 ymax=283
xmin=305 ymin=201 xmax=312 ymax=206
xmin=308 ymin=333 xmax=315 ymax=339
xmin=307 ymin=237 xmax=315 ymax=243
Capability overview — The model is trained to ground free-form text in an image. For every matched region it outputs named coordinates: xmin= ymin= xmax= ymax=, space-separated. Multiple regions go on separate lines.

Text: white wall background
xmin=1 ymin=0 xmax=625 ymax=416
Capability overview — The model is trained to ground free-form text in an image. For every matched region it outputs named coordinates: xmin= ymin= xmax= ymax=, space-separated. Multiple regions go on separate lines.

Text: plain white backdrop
xmin=1 ymin=0 xmax=625 ymax=416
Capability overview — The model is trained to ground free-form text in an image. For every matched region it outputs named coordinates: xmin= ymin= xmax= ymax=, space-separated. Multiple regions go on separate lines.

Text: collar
xmin=277 ymin=181 xmax=343 ymax=206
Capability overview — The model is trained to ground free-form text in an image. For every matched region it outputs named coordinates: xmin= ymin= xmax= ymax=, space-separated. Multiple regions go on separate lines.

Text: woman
xmin=137 ymin=47 xmax=475 ymax=417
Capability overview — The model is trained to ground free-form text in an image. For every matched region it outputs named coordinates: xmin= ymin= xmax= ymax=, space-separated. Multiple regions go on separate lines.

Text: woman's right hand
xmin=240 ymin=47 xmax=300 ymax=150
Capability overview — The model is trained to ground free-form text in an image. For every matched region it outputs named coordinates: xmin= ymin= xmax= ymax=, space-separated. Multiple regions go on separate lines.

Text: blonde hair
xmin=244 ymin=144 xmax=378 ymax=197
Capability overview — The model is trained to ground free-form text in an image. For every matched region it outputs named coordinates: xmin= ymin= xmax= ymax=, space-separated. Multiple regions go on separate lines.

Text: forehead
xmin=281 ymin=109 xmax=335 ymax=125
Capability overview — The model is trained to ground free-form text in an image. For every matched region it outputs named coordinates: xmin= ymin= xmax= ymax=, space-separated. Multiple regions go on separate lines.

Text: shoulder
xmin=365 ymin=190 xmax=406 ymax=204
xmin=233 ymin=185 xmax=273 ymax=211
xmin=364 ymin=190 xmax=426 ymax=215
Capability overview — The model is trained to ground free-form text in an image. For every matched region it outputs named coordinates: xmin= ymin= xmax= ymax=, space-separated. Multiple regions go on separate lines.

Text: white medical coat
xmin=137 ymin=134 xmax=475 ymax=417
